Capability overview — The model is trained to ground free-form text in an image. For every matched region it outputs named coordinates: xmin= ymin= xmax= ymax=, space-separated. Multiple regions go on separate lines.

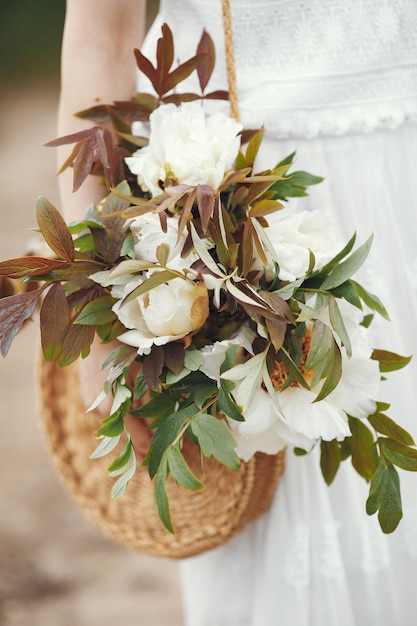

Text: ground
xmin=0 ymin=85 xmax=183 ymax=626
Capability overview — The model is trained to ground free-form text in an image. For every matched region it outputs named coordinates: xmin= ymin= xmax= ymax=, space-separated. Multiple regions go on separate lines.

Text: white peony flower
xmin=125 ymin=103 xmax=243 ymax=196
xmin=113 ymin=275 xmax=209 ymax=355
xmin=217 ymin=298 xmax=381 ymax=461
xmin=228 ymin=386 xmax=313 ymax=461
xmin=199 ymin=325 xmax=257 ymax=382
xmin=128 ymin=212 xmax=197 ymax=272
xmin=264 ymin=209 xmax=342 ymax=281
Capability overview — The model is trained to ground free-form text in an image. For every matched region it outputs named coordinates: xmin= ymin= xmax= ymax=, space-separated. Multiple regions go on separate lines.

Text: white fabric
xmin=144 ymin=0 xmax=417 ymax=138
xmin=139 ymin=2 xmax=417 ymax=625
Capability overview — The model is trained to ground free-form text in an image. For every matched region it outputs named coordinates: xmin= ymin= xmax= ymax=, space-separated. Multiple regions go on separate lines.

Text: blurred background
xmin=0 ymin=2 xmax=183 ymax=625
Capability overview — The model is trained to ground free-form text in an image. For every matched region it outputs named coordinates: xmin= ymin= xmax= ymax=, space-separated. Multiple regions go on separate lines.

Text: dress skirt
xmin=179 ymin=123 xmax=417 ymax=626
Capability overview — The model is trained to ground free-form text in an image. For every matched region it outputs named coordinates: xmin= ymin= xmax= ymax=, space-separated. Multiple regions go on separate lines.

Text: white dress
xmin=140 ymin=1 xmax=417 ymax=624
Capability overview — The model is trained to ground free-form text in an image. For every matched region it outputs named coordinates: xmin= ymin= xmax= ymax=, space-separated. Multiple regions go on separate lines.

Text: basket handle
xmin=221 ymin=0 xmax=240 ymax=122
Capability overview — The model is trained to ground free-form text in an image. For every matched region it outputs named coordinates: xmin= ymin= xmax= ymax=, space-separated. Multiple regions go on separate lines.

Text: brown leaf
xmin=197 ymin=29 xmax=215 ymax=92
xmin=40 ymin=283 xmax=71 ymax=361
xmin=0 ymin=257 xmax=71 ymax=279
xmin=45 ymin=128 xmax=96 ymax=148
xmin=134 ymin=48 xmax=159 ymax=95
xmin=259 ymin=290 xmax=295 ymax=322
xmin=0 ymin=277 xmax=15 ymax=298
xmin=164 ymin=342 xmax=185 ymax=375
xmin=161 ymin=93 xmax=202 ymax=105
xmin=157 ymin=23 xmax=174 ymax=85
xmin=72 ymin=133 xmax=96 ymax=192
xmin=164 ymin=53 xmax=207 ymax=94
xmin=92 ymin=191 xmax=128 ymax=263
xmin=203 ymin=90 xmax=229 ymax=101
xmin=196 ymin=184 xmax=215 ymax=233
xmin=58 ymin=323 xmax=95 ymax=367
xmin=265 ymin=317 xmax=287 ymax=351
xmin=0 ymin=288 xmax=44 ymax=356
xmin=143 ymin=345 xmax=165 ymax=390
xmin=36 ymin=196 xmax=75 ymax=262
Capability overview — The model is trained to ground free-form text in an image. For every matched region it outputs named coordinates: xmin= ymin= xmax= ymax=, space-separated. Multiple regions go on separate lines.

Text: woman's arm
xmin=57 ymin=1 xmax=151 ymax=456
xmin=58 ymin=0 xmax=147 ymax=220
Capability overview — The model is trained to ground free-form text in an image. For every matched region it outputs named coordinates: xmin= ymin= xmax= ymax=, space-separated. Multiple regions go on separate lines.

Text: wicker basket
xmin=38 ymin=355 xmax=285 ymax=559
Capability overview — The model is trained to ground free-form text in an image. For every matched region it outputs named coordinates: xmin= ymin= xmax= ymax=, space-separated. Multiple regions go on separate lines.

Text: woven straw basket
xmin=38 ymin=355 xmax=285 ymax=559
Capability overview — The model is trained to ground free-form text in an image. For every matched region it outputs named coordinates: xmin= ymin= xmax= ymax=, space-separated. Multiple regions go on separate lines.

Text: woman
xmin=58 ymin=1 xmax=417 ymax=624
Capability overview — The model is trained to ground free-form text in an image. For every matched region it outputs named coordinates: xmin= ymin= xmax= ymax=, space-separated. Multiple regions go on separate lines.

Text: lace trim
xmin=154 ymin=0 xmax=417 ymax=138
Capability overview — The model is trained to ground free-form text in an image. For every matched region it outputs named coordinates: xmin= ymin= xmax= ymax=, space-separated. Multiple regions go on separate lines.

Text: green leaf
xmin=108 ymin=439 xmax=134 ymax=473
xmin=67 ymin=219 xmax=105 ymax=234
xmin=167 ymin=446 xmax=203 ymax=490
xmin=75 ymin=295 xmax=117 ymax=326
xmin=111 ymin=446 xmax=137 ymax=499
xmin=130 ymin=392 xmax=178 ymax=419
xmin=320 ymin=235 xmax=373 ymax=291
xmin=371 ymin=349 xmax=412 ymax=372
xmin=368 ymin=412 xmax=415 ymax=446
xmin=350 ymin=280 xmax=390 ymax=320
xmin=122 ymin=270 xmax=179 ymax=304
xmin=305 ymin=319 xmax=333 ymax=371
xmin=148 ymin=404 xmax=198 ymax=478
xmin=270 ymin=169 xmax=324 ymax=201
xmin=220 ymin=344 xmax=240 ymax=375
xmin=218 ymin=385 xmax=244 ymax=421
xmin=73 ymin=233 xmax=96 ymax=253
xmin=154 ymin=458 xmax=173 ymax=532
xmin=320 ymin=439 xmax=341 ymax=485
xmin=329 ymin=295 xmax=352 ymax=357
xmin=191 ymin=413 xmax=240 ymax=470
xmin=133 ymin=370 xmax=149 ymax=400
xmin=90 ymin=435 xmax=121 ymax=459
xmin=366 ymin=459 xmax=402 ymax=533
xmin=313 ymin=338 xmax=343 ymax=402
xmin=348 ymin=416 xmax=379 ymax=481
xmin=312 ymin=233 xmax=357 ymax=278
xmin=380 ymin=438 xmax=417 ymax=471
xmin=183 ymin=346 xmax=204 ymax=371
xmin=330 ymin=280 xmax=363 ymax=310
xmin=96 ymin=399 xmax=130 ymax=437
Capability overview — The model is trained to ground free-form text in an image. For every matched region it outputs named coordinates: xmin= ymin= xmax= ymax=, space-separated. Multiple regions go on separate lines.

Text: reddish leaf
xmin=161 ymin=93 xmax=202 ymax=105
xmin=57 ymin=141 xmax=82 ymax=176
xmin=36 ymin=197 xmax=75 ymax=262
xmin=259 ymin=290 xmax=295 ymax=322
xmin=40 ymin=283 xmax=70 ymax=361
xmin=58 ymin=323 xmax=95 ymax=367
xmin=265 ymin=317 xmax=287 ymax=351
xmin=204 ymin=90 xmax=229 ymax=101
xmin=94 ymin=127 xmax=111 ymax=169
xmin=163 ymin=53 xmax=207 ymax=94
xmin=143 ymin=345 xmax=165 ymax=390
xmin=45 ymin=128 xmax=96 ymax=147
xmin=134 ymin=48 xmax=159 ymax=95
xmin=196 ymin=184 xmax=215 ymax=233
xmin=0 ymin=277 xmax=15 ymax=298
xmin=157 ymin=23 xmax=174 ymax=88
xmin=72 ymin=133 xmax=96 ymax=191
xmin=164 ymin=342 xmax=185 ymax=375
xmin=0 ymin=257 xmax=71 ymax=279
xmin=197 ymin=30 xmax=215 ymax=92
xmin=0 ymin=288 xmax=44 ymax=356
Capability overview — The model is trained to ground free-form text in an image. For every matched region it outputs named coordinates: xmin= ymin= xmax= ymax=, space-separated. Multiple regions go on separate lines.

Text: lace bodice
xmin=147 ymin=0 xmax=417 ymax=138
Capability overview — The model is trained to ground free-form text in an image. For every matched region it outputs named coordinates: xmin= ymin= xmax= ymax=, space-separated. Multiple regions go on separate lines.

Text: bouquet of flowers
xmin=0 ymin=25 xmax=414 ymax=534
